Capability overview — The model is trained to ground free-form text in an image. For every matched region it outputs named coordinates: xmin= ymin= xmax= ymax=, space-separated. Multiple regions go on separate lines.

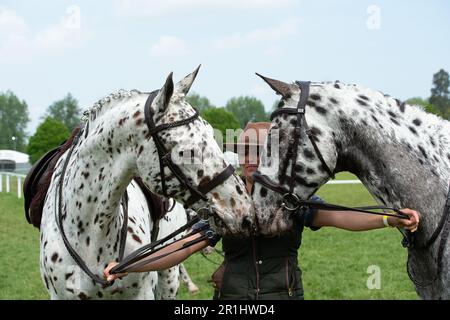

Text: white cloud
xmin=0 ymin=6 xmax=85 ymax=62
xmin=115 ymin=0 xmax=296 ymax=17
xmin=150 ymin=36 xmax=189 ymax=57
xmin=212 ymin=18 xmax=301 ymax=51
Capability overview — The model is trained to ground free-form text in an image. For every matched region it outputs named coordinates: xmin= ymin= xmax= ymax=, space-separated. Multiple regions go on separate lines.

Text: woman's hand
xmin=388 ymin=208 xmax=420 ymax=232
xmin=103 ymin=262 xmax=128 ymax=282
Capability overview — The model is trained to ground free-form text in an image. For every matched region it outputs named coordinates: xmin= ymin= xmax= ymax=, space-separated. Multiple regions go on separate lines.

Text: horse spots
xmin=399 ymin=102 xmax=406 ymax=113
xmin=306 ymin=168 xmax=316 ymax=175
xmin=307 ymin=100 xmax=316 ymax=107
xmin=334 ymin=83 xmax=341 ymax=89
xmin=51 ymin=253 xmax=59 ymax=263
xmin=200 ymin=176 xmax=211 ymax=185
xmin=65 ymin=272 xmax=74 ymax=280
xmin=236 ymin=185 xmax=243 ymax=195
xmin=135 ymin=119 xmax=143 ymax=126
xmin=197 ymin=169 xmax=204 ymax=179
xmin=260 ymin=187 xmax=268 ymax=198
xmin=413 ymin=119 xmax=422 ymax=126
xmin=390 ymin=118 xmax=400 ymax=126
xmin=358 ymin=95 xmax=369 ymax=101
xmin=97 ymin=291 xmax=103 ymax=298
xmin=212 ymin=192 xmax=220 ymax=200
xmin=310 ymin=94 xmax=321 ymax=101
xmin=132 ymin=234 xmax=142 ymax=244
xmin=356 ymin=98 xmax=369 ymax=107
xmin=78 ymin=292 xmax=90 ymax=300
xmin=303 ymin=149 xmax=315 ymax=160
xmin=132 ymin=282 xmax=138 ymax=288
xmin=387 ymin=111 xmax=397 ymax=118
xmin=79 ymin=183 xmax=84 ymax=190
xmin=230 ymin=197 xmax=236 ymax=207
xmin=82 ymin=172 xmax=90 ymax=179
xmin=86 ymin=236 xmax=90 ymax=246
xmin=133 ymin=111 xmax=141 ymax=118
xmin=138 ymin=145 xmax=144 ymax=156
xmin=295 ymin=176 xmax=319 ymax=188
xmin=408 ymin=126 xmax=418 ymax=136
xmin=329 ymin=97 xmax=338 ymax=105
xmin=315 ymin=106 xmax=327 ymax=115
xmin=290 ymin=119 xmax=297 ymax=126
xmin=418 ymin=146 xmax=428 ymax=159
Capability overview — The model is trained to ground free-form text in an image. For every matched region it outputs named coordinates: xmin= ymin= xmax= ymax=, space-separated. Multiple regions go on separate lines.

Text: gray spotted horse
xmin=252 ymin=75 xmax=450 ymax=299
xmin=39 ymin=67 xmax=254 ymax=299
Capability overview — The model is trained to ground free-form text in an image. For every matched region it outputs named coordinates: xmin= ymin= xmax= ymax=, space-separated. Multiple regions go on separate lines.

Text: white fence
xmin=0 ymin=172 xmax=26 ymax=198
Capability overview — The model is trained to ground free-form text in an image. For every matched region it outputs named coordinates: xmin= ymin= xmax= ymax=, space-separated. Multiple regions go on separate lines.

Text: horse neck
xmin=60 ymin=102 xmax=140 ymax=252
xmin=330 ymin=85 xmax=450 ymax=238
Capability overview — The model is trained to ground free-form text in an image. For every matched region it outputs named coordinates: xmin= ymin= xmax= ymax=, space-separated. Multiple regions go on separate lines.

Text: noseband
xmin=143 ymin=90 xmax=235 ymax=209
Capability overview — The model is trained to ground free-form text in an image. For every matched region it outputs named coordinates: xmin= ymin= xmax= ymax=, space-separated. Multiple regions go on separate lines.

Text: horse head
xmin=134 ymin=67 xmax=255 ymax=236
xmin=253 ymin=74 xmax=450 ymax=299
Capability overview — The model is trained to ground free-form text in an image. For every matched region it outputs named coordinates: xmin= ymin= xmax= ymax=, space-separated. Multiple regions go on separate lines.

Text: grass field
xmin=0 ymin=173 xmax=418 ymax=300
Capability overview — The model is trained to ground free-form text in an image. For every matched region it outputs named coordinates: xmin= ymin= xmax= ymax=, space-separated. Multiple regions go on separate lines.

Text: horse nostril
xmin=241 ymin=217 xmax=252 ymax=230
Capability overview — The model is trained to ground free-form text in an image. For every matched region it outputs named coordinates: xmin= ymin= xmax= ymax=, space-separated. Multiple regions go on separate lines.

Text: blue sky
xmin=1 ymin=0 xmax=449 ymax=134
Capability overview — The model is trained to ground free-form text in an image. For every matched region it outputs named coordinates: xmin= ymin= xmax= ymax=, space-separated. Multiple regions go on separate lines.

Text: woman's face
xmin=241 ymin=145 xmax=260 ymax=180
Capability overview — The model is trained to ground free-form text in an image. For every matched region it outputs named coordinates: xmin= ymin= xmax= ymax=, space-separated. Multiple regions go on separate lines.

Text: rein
xmin=55 ymin=131 xmax=128 ymax=287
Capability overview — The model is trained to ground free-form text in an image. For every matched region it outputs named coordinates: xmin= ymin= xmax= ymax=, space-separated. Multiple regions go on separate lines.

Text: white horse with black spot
xmin=39 ymin=67 xmax=254 ymax=299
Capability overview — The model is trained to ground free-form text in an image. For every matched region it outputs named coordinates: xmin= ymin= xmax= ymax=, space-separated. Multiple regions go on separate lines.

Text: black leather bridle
xmin=253 ymin=81 xmax=408 ymax=220
xmin=143 ymin=90 xmax=235 ymax=209
xmin=253 ymin=80 xmax=450 ymax=288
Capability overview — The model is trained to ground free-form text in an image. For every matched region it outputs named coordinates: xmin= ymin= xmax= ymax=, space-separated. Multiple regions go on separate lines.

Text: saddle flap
xmin=23 ymin=146 xmax=63 ymax=225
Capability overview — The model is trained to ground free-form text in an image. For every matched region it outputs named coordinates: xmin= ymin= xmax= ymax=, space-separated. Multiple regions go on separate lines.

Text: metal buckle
xmin=281 ymin=193 xmax=301 ymax=211
xmin=197 ymin=206 xmax=214 ymax=219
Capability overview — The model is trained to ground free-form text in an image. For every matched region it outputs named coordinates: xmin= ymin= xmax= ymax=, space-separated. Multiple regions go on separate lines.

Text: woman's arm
xmin=103 ymin=220 xmax=219 ymax=282
xmin=312 ymin=208 xmax=419 ymax=232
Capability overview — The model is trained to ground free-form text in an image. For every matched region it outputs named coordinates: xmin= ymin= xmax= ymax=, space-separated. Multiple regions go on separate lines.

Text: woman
xmin=104 ymin=122 xmax=419 ymax=300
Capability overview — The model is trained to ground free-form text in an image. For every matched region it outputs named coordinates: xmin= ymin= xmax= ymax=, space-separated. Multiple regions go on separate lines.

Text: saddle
xmin=23 ymin=127 xmax=169 ymax=229
xmin=24 ymin=128 xmax=81 ymax=229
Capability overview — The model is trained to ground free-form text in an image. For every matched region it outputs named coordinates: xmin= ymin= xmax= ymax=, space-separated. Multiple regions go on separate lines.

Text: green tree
xmin=0 ymin=91 xmax=30 ymax=152
xmin=27 ymin=117 xmax=70 ymax=164
xmin=46 ymin=93 xmax=81 ymax=130
xmin=406 ymin=97 xmax=442 ymax=117
xmin=186 ymin=93 xmax=215 ymax=113
xmin=429 ymin=69 xmax=450 ymax=116
xmin=225 ymin=96 xmax=269 ymax=128
xmin=201 ymin=108 xmax=240 ymax=138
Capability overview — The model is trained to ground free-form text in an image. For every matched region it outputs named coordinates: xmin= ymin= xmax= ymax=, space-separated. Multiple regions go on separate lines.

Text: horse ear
xmin=175 ymin=65 xmax=201 ymax=96
xmin=255 ymin=73 xmax=297 ymax=100
xmin=154 ymin=72 xmax=174 ymax=113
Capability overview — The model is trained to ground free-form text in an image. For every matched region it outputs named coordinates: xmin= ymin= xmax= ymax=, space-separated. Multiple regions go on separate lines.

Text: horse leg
xmin=179 ymin=263 xmax=199 ymax=294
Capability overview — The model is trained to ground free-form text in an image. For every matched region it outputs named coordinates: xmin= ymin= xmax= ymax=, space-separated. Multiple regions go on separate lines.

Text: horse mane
xmin=81 ymin=89 xmax=143 ymax=124
xmin=28 ymin=126 xmax=82 ymax=228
